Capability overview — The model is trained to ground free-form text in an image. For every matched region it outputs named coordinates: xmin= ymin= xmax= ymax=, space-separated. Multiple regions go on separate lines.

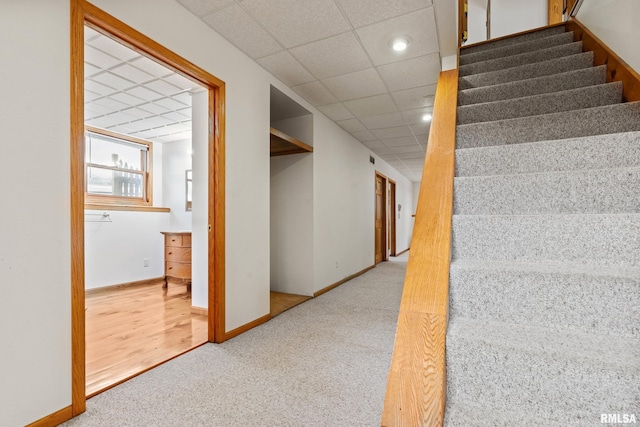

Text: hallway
xmin=64 ymin=254 xmax=408 ymax=426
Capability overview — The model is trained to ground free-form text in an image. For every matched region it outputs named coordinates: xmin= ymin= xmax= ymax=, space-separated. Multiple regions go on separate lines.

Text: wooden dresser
xmin=161 ymin=231 xmax=192 ymax=288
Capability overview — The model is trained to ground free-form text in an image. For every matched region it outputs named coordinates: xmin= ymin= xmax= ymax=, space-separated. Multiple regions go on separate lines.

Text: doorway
xmin=71 ymin=0 xmax=225 ymax=416
xmin=375 ymin=172 xmax=388 ymax=264
xmin=389 ymin=179 xmax=397 ymax=257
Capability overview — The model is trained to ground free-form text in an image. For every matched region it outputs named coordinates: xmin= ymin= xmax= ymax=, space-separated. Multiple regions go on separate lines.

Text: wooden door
xmin=389 ymin=180 xmax=397 ymax=257
xmin=375 ymin=173 xmax=387 ymax=264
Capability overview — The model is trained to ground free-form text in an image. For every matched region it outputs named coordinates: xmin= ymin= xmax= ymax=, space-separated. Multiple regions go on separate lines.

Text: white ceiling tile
xmin=145 ymin=80 xmax=182 ymax=96
xmin=162 ymin=111 xmax=191 ymax=122
xmin=317 ymin=103 xmax=354 ymax=121
xmin=85 ymin=79 xmax=117 ymax=96
xmin=129 ymin=56 xmax=173 ymax=78
xmin=107 ymin=124 xmax=139 ymax=135
xmin=391 ymin=84 xmax=437 ymax=110
xmin=257 ymin=51 xmax=315 ymax=87
xmin=377 ymin=53 xmax=440 ymax=91
xmin=84 ymin=25 xmax=100 ymax=42
xmin=84 ymin=45 xmax=121 ymax=69
xmin=350 ymin=130 xmax=377 ymax=142
xmin=402 ymin=108 xmax=434 ymax=125
xmin=105 ymin=111 xmax=139 ymax=124
xmin=356 ymin=8 xmax=439 ymax=66
xmin=292 ymin=81 xmax=338 ymax=106
xmin=127 ymin=86 xmax=162 ymax=102
xmin=154 ymin=97 xmax=190 ymax=110
xmin=203 ymin=4 xmax=282 ymax=59
xmin=176 ymin=0 xmax=234 ymax=17
xmin=363 ymin=140 xmax=385 ymax=149
xmin=84 ymin=63 xmax=101 ymax=78
xmin=369 ymin=146 xmax=391 ymax=155
xmin=108 ymin=92 xmax=144 ymax=106
xmin=86 ymin=114 xmax=125 ymax=129
xmin=337 ymin=119 xmax=367 ymax=133
xmin=91 ymin=97 xmax=128 ymax=112
xmin=389 ymin=144 xmax=424 ymax=154
xmin=125 ymin=120 xmax=155 ymax=132
xmin=163 ymin=74 xmax=200 ymax=91
xmin=359 ymin=112 xmax=405 ymax=130
xmin=290 ymin=32 xmax=371 ymax=79
xmin=395 ymin=151 xmax=425 ymax=160
xmin=337 ymin=0 xmax=431 ymax=28
xmin=138 ymin=102 xmax=170 ymax=115
xmin=110 ymin=63 xmax=154 ymax=84
xmin=241 ymin=0 xmax=351 ymax=48
xmin=322 ymin=68 xmax=387 ymax=101
xmin=381 ymin=135 xmax=419 ymax=147
xmin=84 ymin=90 xmax=103 ymax=102
xmin=121 ymin=108 xmax=154 ymax=120
xmin=411 ymin=123 xmax=431 ymax=136
xmin=343 ymin=94 xmax=397 ymax=117
xmin=372 ymin=126 xmax=413 ymax=139
xmin=85 ymin=103 xmax=112 ymax=118
xmin=92 ymin=72 xmax=135 ymax=91
xmin=172 ymin=92 xmax=192 ymax=106
xmin=89 ymin=34 xmax=139 ymax=62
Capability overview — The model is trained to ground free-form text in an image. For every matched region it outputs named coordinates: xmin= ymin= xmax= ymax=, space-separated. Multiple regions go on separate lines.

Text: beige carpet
xmin=63 ymin=253 xmax=408 ymax=426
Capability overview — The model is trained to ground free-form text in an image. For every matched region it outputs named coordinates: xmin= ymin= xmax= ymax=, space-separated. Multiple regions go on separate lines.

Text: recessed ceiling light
xmin=392 ymin=38 xmax=408 ymax=52
xmin=422 ymin=113 xmax=432 ymax=122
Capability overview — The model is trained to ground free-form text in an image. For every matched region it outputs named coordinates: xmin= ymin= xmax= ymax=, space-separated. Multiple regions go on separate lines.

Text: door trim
xmin=71 ymin=0 xmax=226 ymax=416
xmin=374 ymin=172 xmax=388 ymax=264
xmin=388 ymin=179 xmax=397 ymax=257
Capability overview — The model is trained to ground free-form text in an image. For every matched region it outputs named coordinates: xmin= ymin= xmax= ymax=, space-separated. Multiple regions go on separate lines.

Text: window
xmin=85 ymin=126 xmax=153 ymax=206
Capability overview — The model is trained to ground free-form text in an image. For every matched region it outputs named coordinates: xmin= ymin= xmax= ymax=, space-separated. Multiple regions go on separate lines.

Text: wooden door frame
xmin=388 ymin=179 xmax=397 ymax=257
xmin=374 ymin=172 xmax=388 ymax=264
xmin=70 ymin=0 xmax=225 ymax=416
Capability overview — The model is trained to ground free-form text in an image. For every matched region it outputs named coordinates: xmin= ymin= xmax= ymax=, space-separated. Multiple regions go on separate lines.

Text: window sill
xmin=85 ymin=204 xmax=170 ymax=213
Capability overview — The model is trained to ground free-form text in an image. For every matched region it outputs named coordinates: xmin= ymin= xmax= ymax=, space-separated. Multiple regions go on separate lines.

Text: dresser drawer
xmin=165 ymin=261 xmax=191 ymax=279
xmin=165 ymin=246 xmax=191 ymax=262
xmin=165 ymin=234 xmax=188 ymax=247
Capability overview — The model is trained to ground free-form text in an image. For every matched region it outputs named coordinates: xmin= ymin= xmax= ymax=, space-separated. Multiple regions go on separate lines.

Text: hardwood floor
xmin=86 ymin=282 xmax=207 ymax=397
xmin=270 ymin=291 xmax=311 ymax=318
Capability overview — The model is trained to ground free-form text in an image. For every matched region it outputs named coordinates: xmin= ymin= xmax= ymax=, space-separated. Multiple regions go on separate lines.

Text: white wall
xmin=490 ymin=0 xmax=547 ymax=39
xmin=162 ymin=139 xmax=192 ymax=231
xmin=270 ymin=153 xmax=314 ymax=296
xmin=0 ymin=1 xmax=72 ymax=425
xmin=85 ymin=210 xmax=169 ymax=288
xmin=577 ymin=0 xmax=640 ymax=73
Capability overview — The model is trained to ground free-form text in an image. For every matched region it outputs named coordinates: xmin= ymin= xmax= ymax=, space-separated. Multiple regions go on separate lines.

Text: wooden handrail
xmin=381 ymin=69 xmax=459 ymax=427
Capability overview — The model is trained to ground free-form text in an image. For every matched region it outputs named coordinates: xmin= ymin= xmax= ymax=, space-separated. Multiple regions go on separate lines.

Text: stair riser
xmin=457 ymin=82 xmax=622 ymax=125
xmin=456 ymin=102 xmax=640 ymax=149
xmin=458 ymin=66 xmax=606 ymax=106
xmin=449 ymin=268 xmax=640 ymax=337
xmin=459 ymin=42 xmax=583 ymax=77
xmin=445 ymin=343 xmax=639 ymax=425
xmin=455 ymin=132 xmax=640 ymax=177
xmin=453 ymin=167 xmax=640 ymax=215
xmin=459 ymin=52 xmax=594 ymax=90
xmin=459 ymin=32 xmax=575 ymax=66
xmin=461 ymin=26 xmax=566 ymax=55
xmin=451 ymin=214 xmax=640 ymax=266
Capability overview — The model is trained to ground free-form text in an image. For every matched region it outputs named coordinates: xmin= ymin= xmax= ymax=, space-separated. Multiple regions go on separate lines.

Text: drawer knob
xmin=168 ymin=252 xmax=173 ymax=255
xmin=168 ymin=267 xmax=173 ymax=270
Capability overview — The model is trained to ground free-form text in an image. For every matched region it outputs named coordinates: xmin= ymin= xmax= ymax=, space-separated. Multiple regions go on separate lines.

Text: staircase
xmin=444 ymin=25 xmax=640 ymax=426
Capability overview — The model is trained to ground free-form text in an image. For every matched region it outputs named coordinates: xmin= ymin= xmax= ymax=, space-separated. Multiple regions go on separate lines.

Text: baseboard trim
xmin=313 ymin=264 xmax=376 ymax=298
xmin=191 ymin=306 xmax=208 ymax=316
xmin=395 ymin=247 xmax=410 ymax=256
xmin=85 ymin=277 xmax=165 ymax=295
xmin=223 ymin=313 xmax=271 ymax=341
xmin=26 ymin=405 xmax=73 ymax=427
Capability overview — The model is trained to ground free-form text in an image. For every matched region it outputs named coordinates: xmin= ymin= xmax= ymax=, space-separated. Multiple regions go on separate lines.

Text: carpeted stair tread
xmin=446 ymin=318 xmax=640 ymax=425
xmin=444 ymin=397 xmax=569 ymax=427
xmin=453 ymin=166 xmax=640 ymax=215
xmin=456 ymin=102 xmax=640 ymax=149
xmin=449 ymin=259 xmax=640 ymax=337
xmin=459 ymin=52 xmax=594 ymax=90
xmin=460 ymin=25 xmax=567 ymax=55
xmin=459 ymin=31 xmax=575 ymax=66
xmin=455 ymin=132 xmax=640 ymax=177
xmin=458 ymin=65 xmax=606 ymax=106
xmin=456 ymin=81 xmax=622 ymax=125
xmin=451 ymin=213 xmax=640 ymax=266
xmin=459 ymin=42 xmax=583 ymax=77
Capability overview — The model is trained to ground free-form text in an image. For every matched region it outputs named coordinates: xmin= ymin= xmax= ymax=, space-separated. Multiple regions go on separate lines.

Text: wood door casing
xmin=389 ymin=180 xmax=397 ymax=257
xmin=375 ymin=173 xmax=387 ymax=264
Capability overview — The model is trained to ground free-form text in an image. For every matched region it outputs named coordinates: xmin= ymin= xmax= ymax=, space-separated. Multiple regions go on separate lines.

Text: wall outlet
xmin=335 ymin=261 xmax=339 ymax=269
xmin=143 ymin=258 xmax=149 ymax=267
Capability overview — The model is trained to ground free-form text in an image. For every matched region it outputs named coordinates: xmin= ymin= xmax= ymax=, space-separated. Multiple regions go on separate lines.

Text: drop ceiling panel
xmin=290 ymin=32 xmax=371 ymax=80
xmin=110 ymin=92 xmax=145 ymax=106
xmin=292 ymin=81 xmax=339 ymax=106
xmin=377 ymin=53 xmax=441 ymax=91
xmin=350 ymin=130 xmax=377 ymax=142
xmin=85 ymin=79 xmax=116 ymax=96
xmin=390 ymin=144 xmax=424 ymax=154
xmin=402 ymin=108 xmax=434 ymax=125
xmin=336 ymin=0 xmax=432 ymax=28
xmin=391 ymin=84 xmax=437 ymax=110
xmin=127 ymin=86 xmax=163 ymax=102
xmin=145 ymin=80 xmax=182 ymax=96
xmin=129 ymin=57 xmax=174 ymax=78
xmin=363 ymin=140 xmax=385 ymax=149
xmin=154 ymin=97 xmax=190 ymax=111
xmin=373 ymin=126 xmax=413 ymax=139
xmin=343 ymin=94 xmax=398 ymax=117
xmin=381 ymin=135 xmax=420 ymax=147
xmin=317 ymin=103 xmax=355 ymax=121
xmin=85 ymin=45 xmax=122 ymax=69
xmin=241 ymin=0 xmax=351 ymax=48
xmin=356 ymin=8 xmax=439 ymax=66
xmin=176 ymin=0 xmax=234 ymax=17
xmin=110 ymin=64 xmax=154 ymax=84
xmin=359 ymin=112 xmax=405 ymax=130
xmin=336 ymin=118 xmax=367 ymax=133
xmin=203 ymin=4 xmax=282 ymax=59
xmin=92 ymin=97 xmax=129 ymax=111
xmin=257 ymin=51 xmax=316 ymax=87
xmin=89 ymin=35 xmax=140 ymax=62
xmin=411 ymin=123 xmax=431 ymax=136
xmin=322 ymin=68 xmax=387 ymax=101
xmin=395 ymin=151 xmax=425 ymax=160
